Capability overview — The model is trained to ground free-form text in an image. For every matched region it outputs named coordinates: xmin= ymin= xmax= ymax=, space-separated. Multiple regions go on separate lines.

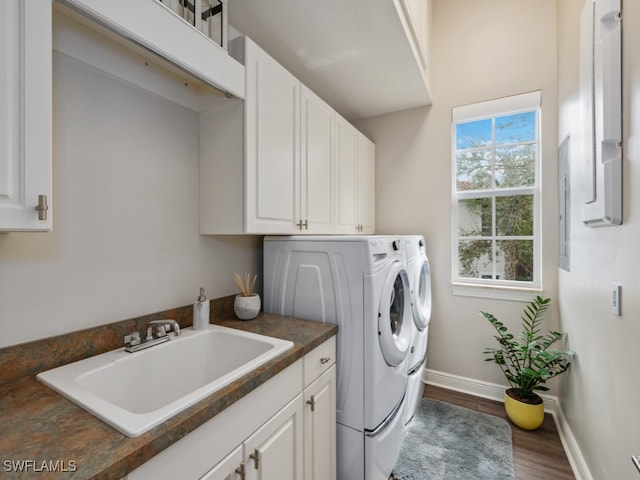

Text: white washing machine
xmin=402 ymin=235 xmax=432 ymax=426
xmin=263 ymin=236 xmax=413 ymax=480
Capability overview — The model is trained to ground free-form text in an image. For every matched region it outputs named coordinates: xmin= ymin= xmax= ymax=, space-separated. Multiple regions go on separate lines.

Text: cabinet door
xmin=300 ymin=86 xmax=333 ymax=234
xmin=244 ymin=394 xmax=303 ymax=480
xmin=200 ymin=445 xmax=244 ymax=480
xmin=304 ymin=366 xmax=336 ymax=480
xmin=0 ymin=0 xmax=52 ymax=231
xmin=334 ymin=116 xmax=358 ymax=234
xmin=357 ymin=135 xmax=375 ymax=234
xmin=244 ymin=38 xmax=299 ymax=234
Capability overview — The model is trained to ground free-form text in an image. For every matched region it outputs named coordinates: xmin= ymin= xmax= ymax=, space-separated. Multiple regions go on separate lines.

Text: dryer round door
xmin=411 ymin=257 xmax=432 ymax=331
xmin=378 ymin=261 xmax=412 ymax=366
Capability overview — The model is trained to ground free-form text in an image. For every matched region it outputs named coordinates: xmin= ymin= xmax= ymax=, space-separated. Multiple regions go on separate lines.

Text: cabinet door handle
xmin=249 ymin=449 xmax=260 ymax=469
xmin=307 ymin=395 xmax=315 ymax=412
xmin=235 ymin=462 xmax=246 ymax=479
xmin=35 ymin=195 xmax=48 ymax=221
xmin=296 ymin=219 xmax=309 ymax=230
xmin=320 ymin=356 xmax=331 ymax=364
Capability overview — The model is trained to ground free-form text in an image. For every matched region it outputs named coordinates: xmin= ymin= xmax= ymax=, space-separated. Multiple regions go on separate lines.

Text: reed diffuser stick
xmin=234 ymin=272 xmax=258 ymax=297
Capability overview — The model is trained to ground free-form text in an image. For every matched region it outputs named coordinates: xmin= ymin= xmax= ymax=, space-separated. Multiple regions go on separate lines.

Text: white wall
xmin=0 ymin=50 xmax=261 ymax=349
xmin=355 ymin=0 xmax=559 ymax=388
xmin=557 ymin=0 xmax=640 ymax=478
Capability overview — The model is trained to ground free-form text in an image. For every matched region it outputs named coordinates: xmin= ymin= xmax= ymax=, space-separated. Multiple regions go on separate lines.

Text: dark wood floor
xmin=423 ymin=384 xmax=575 ymax=480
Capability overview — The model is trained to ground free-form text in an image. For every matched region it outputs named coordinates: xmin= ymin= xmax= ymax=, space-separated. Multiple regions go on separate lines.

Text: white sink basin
xmin=37 ymin=324 xmax=293 ymax=437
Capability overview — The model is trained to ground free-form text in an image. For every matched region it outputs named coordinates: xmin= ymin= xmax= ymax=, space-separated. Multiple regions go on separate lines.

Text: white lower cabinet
xmin=200 ymin=444 xmax=244 ymax=480
xmin=242 ymin=395 xmax=304 ymax=480
xmin=126 ymin=338 xmax=336 ymax=480
xmin=202 ymin=395 xmax=303 ymax=480
xmin=303 ymin=337 xmax=337 ymax=480
xmin=304 ymin=366 xmax=336 ymax=480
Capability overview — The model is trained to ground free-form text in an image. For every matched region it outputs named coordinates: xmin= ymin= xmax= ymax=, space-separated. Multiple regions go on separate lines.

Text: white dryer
xmin=263 ymin=236 xmax=413 ymax=480
xmin=402 ymin=235 xmax=432 ymax=426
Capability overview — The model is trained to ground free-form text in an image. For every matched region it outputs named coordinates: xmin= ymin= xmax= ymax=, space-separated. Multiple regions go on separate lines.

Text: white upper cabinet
xmin=200 ymin=36 xmax=373 ymax=235
xmin=335 ymin=116 xmax=376 ymax=235
xmin=300 ymin=86 xmax=334 ymax=234
xmin=0 ymin=0 xmax=53 ymax=232
xmin=357 ymin=135 xmax=376 ymax=235
xmin=335 ymin=118 xmax=359 ymax=234
xmin=242 ymin=37 xmax=335 ymax=234
xmin=243 ymin=36 xmax=300 ymax=233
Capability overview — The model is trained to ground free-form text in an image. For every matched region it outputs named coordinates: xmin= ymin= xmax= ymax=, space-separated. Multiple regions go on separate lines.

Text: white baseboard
xmin=552 ymin=401 xmax=595 ymax=480
xmin=423 ymin=368 xmax=592 ymax=480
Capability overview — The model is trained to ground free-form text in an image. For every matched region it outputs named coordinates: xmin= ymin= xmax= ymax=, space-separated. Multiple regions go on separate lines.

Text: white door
xmin=244 ymin=38 xmax=299 ymax=234
xmin=200 ymin=445 xmax=244 ymax=480
xmin=244 ymin=395 xmax=303 ymax=480
xmin=378 ymin=261 xmax=412 ymax=366
xmin=0 ymin=0 xmax=52 ymax=231
xmin=357 ymin=135 xmax=375 ymax=234
xmin=300 ymin=86 xmax=333 ymax=233
xmin=334 ymin=116 xmax=358 ymax=234
xmin=304 ymin=366 xmax=336 ymax=480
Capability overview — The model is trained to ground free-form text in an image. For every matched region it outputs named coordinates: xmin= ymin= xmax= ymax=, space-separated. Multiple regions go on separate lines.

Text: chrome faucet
xmin=124 ymin=319 xmax=181 ymax=353
xmin=147 ymin=319 xmax=181 ymax=339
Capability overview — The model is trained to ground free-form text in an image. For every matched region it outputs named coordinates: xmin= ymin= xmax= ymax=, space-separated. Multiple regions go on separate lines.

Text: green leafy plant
xmin=480 ymin=296 xmax=575 ymax=400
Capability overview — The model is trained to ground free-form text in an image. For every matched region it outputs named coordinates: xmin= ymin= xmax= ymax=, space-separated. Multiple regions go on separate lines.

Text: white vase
xmin=234 ymin=293 xmax=261 ymax=320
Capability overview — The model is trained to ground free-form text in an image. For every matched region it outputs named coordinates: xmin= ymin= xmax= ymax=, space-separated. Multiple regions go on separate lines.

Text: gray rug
xmin=392 ymin=398 xmax=515 ymax=480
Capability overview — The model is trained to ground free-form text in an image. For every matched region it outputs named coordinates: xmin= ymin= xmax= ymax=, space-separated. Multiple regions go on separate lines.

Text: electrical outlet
xmin=611 ymin=283 xmax=622 ymax=316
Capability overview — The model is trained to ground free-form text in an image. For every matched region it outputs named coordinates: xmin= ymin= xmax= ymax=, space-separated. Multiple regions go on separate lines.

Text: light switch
xmin=611 ymin=284 xmax=622 ymax=316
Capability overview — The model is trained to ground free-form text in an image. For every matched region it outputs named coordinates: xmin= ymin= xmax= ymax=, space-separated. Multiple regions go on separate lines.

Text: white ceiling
xmin=228 ymin=0 xmax=431 ymax=121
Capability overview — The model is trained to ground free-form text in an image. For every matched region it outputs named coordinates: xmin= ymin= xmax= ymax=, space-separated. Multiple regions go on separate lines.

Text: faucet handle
xmin=125 ymin=331 xmax=141 ymax=346
xmin=149 ymin=319 xmax=181 ymax=337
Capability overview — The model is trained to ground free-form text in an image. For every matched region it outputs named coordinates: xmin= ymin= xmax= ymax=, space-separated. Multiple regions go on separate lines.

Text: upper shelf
xmin=228 ymin=0 xmax=432 ymax=120
xmin=57 ymin=0 xmax=245 ymax=99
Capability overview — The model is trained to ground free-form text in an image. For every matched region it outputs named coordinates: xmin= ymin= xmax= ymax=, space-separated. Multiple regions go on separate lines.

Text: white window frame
xmin=451 ymin=92 xmax=542 ymax=299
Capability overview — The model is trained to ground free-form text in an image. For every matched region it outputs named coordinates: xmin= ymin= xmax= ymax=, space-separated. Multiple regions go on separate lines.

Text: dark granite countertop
xmin=0 ymin=308 xmax=336 ymax=480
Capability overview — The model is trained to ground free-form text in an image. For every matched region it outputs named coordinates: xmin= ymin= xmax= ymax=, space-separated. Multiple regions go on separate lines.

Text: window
xmin=452 ymin=92 xmax=541 ymax=291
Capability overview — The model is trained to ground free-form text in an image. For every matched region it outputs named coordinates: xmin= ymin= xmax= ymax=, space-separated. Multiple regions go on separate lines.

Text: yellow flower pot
xmin=504 ymin=389 xmax=545 ymax=430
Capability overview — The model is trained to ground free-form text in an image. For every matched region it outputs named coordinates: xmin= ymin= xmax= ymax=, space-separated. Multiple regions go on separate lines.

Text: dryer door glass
xmin=390 ymin=274 xmax=405 ymax=336
xmin=378 ymin=262 xmax=412 ymax=366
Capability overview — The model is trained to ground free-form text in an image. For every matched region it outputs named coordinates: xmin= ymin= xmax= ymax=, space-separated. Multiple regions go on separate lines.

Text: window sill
xmin=452 ymin=282 xmax=543 ymax=302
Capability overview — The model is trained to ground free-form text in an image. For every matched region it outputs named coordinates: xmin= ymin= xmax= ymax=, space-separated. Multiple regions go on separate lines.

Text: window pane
xmin=495 ymin=144 xmax=535 ymax=188
xmin=496 ymin=240 xmax=534 ymax=281
xmin=496 ymin=195 xmax=533 ymax=236
xmin=458 ymin=198 xmax=492 ymax=236
xmin=456 ymin=119 xmax=492 ymax=149
xmin=495 ymin=112 xmax=535 ymax=145
xmin=458 ymin=240 xmax=492 ymax=279
xmin=456 ymin=149 xmax=491 ymax=191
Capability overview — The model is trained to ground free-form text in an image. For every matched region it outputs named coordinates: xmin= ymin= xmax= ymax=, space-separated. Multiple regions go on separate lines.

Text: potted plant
xmin=480 ymin=296 xmax=574 ymax=430
xmin=233 ymin=272 xmax=260 ymax=320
